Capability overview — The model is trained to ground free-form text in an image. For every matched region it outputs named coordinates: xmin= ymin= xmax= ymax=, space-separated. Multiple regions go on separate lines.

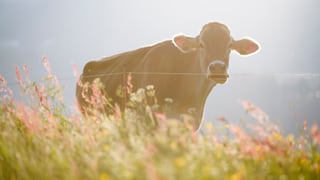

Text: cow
xmin=76 ymin=22 xmax=260 ymax=130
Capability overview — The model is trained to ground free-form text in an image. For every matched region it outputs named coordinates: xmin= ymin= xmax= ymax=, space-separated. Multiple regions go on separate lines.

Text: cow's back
xmin=76 ymin=42 xmax=164 ymax=113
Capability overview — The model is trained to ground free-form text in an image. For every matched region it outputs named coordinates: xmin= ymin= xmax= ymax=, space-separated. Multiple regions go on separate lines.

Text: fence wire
xmin=3 ymin=72 xmax=320 ymax=87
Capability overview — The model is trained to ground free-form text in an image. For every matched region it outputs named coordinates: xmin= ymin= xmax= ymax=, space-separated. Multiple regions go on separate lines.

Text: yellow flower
xmin=205 ymin=122 xmax=213 ymax=131
xmin=287 ymin=134 xmax=294 ymax=141
xmin=287 ymin=134 xmax=295 ymax=146
xmin=300 ymin=157 xmax=308 ymax=166
xmin=170 ymin=142 xmax=177 ymax=150
xmin=202 ymin=165 xmax=212 ymax=174
xmin=185 ymin=123 xmax=194 ymax=131
xmin=103 ymin=145 xmax=109 ymax=152
xmin=230 ymin=170 xmax=244 ymax=180
xmin=124 ymin=171 xmax=132 ymax=179
xmin=272 ymin=132 xmax=282 ymax=141
xmin=100 ymin=173 xmax=109 ymax=180
xmin=100 ymin=130 xmax=108 ymax=137
xmin=255 ymin=145 xmax=262 ymax=152
xmin=175 ymin=157 xmax=186 ymax=167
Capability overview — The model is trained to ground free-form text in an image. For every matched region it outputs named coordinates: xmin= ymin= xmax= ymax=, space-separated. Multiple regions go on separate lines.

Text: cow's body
xmin=76 ymin=22 xmax=260 ymax=129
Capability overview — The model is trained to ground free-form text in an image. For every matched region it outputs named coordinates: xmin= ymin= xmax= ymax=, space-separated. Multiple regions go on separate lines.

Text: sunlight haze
xmin=1 ymin=0 xmax=319 ymax=134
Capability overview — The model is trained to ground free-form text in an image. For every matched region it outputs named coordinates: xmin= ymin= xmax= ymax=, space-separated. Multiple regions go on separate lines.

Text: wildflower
xmin=23 ymin=64 xmax=29 ymax=74
xmin=287 ymin=134 xmax=295 ymax=146
xmin=146 ymin=142 xmax=157 ymax=154
xmin=81 ymin=83 xmax=91 ymax=104
xmin=240 ymin=100 xmax=270 ymax=125
xmin=42 ymin=55 xmax=52 ymax=77
xmin=205 ymin=122 xmax=213 ymax=131
xmin=271 ymin=132 xmax=282 ymax=141
xmin=217 ymin=116 xmax=228 ymax=123
xmin=187 ymin=107 xmax=196 ymax=114
xmin=35 ymin=84 xmax=44 ymax=105
xmin=0 ymin=75 xmax=6 ymax=85
xmin=130 ymin=88 xmax=145 ymax=103
xmin=249 ymin=124 xmax=268 ymax=138
xmin=103 ymin=145 xmax=109 ymax=152
xmin=15 ymin=65 xmax=23 ymax=86
xmin=146 ymin=85 xmax=156 ymax=97
xmin=170 ymin=142 xmax=178 ymax=150
xmin=146 ymin=85 xmax=154 ymax=90
xmin=311 ymin=124 xmax=320 ymax=146
xmin=164 ymin=98 xmax=173 ymax=104
xmin=221 ymin=160 xmax=229 ymax=172
xmin=229 ymin=124 xmax=249 ymax=141
xmin=22 ymin=64 xmax=31 ymax=83
xmin=14 ymin=102 xmax=41 ymax=133
xmin=174 ymin=157 xmax=186 ymax=167
xmin=240 ymin=100 xmax=255 ymax=112
xmin=116 ymin=85 xmax=125 ymax=98
xmin=254 ymin=145 xmax=261 ymax=153
xmin=146 ymin=161 xmax=158 ymax=180
xmin=230 ymin=170 xmax=244 ymax=180
xmin=154 ymin=112 xmax=167 ymax=123
xmin=90 ymin=82 xmax=104 ymax=109
xmin=304 ymin=119 xmax=308 ymax=131
xmin=298 ymin=136 xmax=308 ymax=150
xmin=99 ymin=172 xmax=110 ymax=180
xmin=114 ymin=103 xmax=121 ymax=121
xmin=184 ymin=120 xmax=194 ymax=131
xmin=53 ymin=76 xmax=61 ymax=94
xmin=126 ymin=72 xmax=133 ymax=94
xmin=72 ymin=64 xmax=79 ymax=77
xmin=202 ymin=165 xmax=213 ymax=175
xmin=124 ymin=171 xmax=132 ymax=179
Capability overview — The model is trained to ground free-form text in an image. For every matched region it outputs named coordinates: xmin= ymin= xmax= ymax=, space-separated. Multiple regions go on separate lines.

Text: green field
xmin=0 ymin=62 xmax=319 ymax=180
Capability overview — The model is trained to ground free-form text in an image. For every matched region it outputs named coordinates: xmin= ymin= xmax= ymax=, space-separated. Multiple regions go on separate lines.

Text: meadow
xmin=0 ymin=58 xmax=319 ymax=179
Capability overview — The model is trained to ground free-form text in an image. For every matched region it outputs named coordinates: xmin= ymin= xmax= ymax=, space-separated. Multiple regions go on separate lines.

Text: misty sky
xmin=1 ymin=0 xmax=319 ymax=133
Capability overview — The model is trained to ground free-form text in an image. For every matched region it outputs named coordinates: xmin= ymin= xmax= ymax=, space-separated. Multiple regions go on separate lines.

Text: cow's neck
xmin=196 ymin=53 xmax=209 ymax=74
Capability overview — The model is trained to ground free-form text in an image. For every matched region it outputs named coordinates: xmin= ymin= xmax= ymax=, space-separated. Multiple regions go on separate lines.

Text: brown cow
xmin=76 ymin=22 xmax=259 ymax=130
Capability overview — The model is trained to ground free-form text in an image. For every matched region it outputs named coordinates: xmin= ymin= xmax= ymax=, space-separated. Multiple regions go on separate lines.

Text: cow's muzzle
xmin=207 ymin=61 xmax=229 ymax=84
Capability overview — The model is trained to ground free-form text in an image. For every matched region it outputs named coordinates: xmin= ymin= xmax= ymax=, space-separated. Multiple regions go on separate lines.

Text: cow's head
xmin=172 ymin=22 xmax=260 ymax=84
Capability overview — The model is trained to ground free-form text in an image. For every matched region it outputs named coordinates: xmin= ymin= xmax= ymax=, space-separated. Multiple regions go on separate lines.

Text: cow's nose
xmin=207 ymin=60 xmax=229 ymax=84
xmin=209 ymin=61 xmax=226 ymax=73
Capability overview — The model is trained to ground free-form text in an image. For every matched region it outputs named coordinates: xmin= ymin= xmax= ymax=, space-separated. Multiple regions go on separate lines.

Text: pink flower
xmin=304 ymin=119 xmax=308 ymax=131
xmin=126 ymin=73 xmax=133 ymax=94
xmin=229 ymin=124 xmax=250 ymax=142
xmin=35 ymin=85 xmax=42 ymax=102
xmin=15 ymin=65 xmax=23 ymax=86
xmin=154 ymin=112 xmax=168 ymax=130
xmin=0 ymin=75 xmax=6 ymax=85
xmin=240 ymin=100 xmax=255 ymax=112
xmin=72 ymin=64 xmax=79 ymax=78
xmin=22 ymin=64 xmax=31 ymax=83
xmin=23 ymin=64 xmax=29 ymax=74
xmin=217 ymin=116 xmax=228 ymax=123
xmin=14 ymin=102 xmax=41 ymax=132
xmin=311 ymin=124 xmax=320 ymax=146
xmin=42 ymin=56 xmax=52 ymax=77
xmin=154 ymin=112 xmax=167 ymax=123
xmin=90 ymin=83 xmax=104 ymax=109
xmin=114 ymin=103 xmax=121 ymax=121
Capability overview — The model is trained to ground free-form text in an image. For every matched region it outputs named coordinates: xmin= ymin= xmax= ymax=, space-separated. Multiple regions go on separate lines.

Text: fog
xmin=1 ymin=0 xmax=319 ymax=134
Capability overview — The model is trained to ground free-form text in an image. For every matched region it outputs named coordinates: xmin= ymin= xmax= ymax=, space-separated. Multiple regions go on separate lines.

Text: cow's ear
xmin=172 ymin=35 xmax=199 ymax=53
xmin=231 ymin=38 xmax=260 ymax=56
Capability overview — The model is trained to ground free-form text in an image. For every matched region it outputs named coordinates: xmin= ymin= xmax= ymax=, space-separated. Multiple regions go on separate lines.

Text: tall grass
xmin=0 ymin=57 xmax=319 ymax=179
